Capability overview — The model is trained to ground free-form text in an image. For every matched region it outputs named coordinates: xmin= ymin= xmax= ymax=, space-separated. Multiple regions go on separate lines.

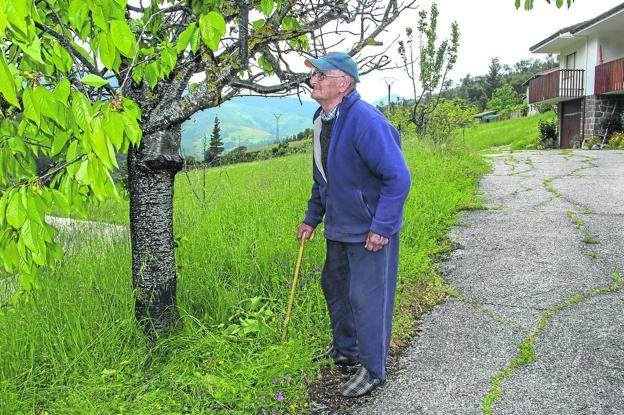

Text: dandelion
xmin=271 ymin=377 xmax=279 ymax=384
xmin=217 ymin=360 xmax=224 ymax=365
xmin=283 ymin=363 xmax=289 ymax=368
xmin=274 ymin=391 xmax=284 ymax=402
xmin=289 ymin=403 xmax=298 ymax=411
xmin=304 ymin=402 xmax=309 ymax=409
xmin=155 ymin=403 xmax=162 ymax=411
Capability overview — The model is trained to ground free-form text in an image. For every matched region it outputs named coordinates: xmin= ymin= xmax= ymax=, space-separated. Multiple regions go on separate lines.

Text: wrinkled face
xmin=309 ymin=69 xmax=350 ymax=104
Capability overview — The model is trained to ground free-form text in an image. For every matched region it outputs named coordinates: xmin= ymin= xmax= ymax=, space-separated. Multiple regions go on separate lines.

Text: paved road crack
xmin=480 ymin=273 xmax=623 ymax=415
xmin=444 ymin=287 xmax=518 ymax=331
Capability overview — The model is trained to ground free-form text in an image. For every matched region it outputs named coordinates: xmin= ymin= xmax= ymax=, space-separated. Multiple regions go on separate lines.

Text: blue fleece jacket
xmin=303 ymin=91 xmax=411 ymax=242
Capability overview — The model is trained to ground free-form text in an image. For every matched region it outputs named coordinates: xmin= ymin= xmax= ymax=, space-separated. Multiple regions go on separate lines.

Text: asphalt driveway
xmin=352 ymin=150 xmax=624 ymax=415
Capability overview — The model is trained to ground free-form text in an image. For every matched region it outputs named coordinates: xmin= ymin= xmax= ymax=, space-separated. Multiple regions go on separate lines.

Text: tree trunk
xmin=128 ymin=124 xmax=183 ymax=339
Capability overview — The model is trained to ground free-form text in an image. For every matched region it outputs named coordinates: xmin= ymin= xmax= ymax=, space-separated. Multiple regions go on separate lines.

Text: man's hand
xmin=365 ymin=231 xmax=388 ymax=252
xmin=297 ymin=223 xmax=315 ymax=243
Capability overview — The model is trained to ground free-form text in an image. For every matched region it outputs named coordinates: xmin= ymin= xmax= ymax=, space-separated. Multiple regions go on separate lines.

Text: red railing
xmin=595 ymin=57 xmax=624 ymax=94
xmin=528 ymin=70 xmax=584 ymax=103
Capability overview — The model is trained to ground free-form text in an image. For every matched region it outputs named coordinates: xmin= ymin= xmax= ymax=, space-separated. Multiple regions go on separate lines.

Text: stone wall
xmin=583 ymin=94 xmax=624 ymax=139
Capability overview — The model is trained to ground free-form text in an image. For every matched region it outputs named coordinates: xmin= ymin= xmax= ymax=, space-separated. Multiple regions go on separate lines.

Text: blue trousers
xmin=321 ymin=233 xmax=400 ymax=380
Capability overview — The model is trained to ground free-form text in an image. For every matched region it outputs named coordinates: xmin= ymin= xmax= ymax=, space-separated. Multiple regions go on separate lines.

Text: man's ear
xmin=340 ymin=80 xmax=350 ymax=93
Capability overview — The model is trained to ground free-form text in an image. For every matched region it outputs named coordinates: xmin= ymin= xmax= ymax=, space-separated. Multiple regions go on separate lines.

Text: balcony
xmin=595 ymin=57 xmax=624 ymax=94
xmin=528 ymin=69 xmax=584 ymax=104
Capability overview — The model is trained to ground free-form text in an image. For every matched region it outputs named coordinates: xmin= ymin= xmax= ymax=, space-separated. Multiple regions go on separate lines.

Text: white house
xmin=526 ymin=3 xmax=624 ymax=148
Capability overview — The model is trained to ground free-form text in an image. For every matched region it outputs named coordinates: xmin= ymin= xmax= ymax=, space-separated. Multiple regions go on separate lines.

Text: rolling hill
xmin=181 ymin=96 xmax=318 ymax=157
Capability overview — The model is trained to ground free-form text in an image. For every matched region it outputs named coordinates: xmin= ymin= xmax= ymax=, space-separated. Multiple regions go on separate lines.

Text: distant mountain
xmin=181 ymin=96 xmax=318 ymax=157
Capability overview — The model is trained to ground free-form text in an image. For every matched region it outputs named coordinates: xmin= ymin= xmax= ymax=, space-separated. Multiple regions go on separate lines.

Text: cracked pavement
xmin=350 ymin=150 xmax=624 ymax=415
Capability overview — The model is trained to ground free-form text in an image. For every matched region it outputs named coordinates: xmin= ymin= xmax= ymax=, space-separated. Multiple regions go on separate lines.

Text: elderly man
xmin=297 ymin=52 xmax=411 ymax=398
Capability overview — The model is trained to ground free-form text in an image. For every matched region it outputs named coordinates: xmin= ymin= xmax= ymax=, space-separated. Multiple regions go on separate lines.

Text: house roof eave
xmin=529 ymin=2 xmax=624 ymax=54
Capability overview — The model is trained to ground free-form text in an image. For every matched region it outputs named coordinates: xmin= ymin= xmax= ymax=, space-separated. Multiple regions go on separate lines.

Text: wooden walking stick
xmin=281 ymin=231 xmax=308 ymax=343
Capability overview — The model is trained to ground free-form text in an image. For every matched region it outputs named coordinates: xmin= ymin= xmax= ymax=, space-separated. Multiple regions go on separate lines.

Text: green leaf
xmin=89 ymin=118 xmax=113 ymax=169
xmin=121 ymin=97 xmax=141 ymax=120
xmin=22 ymin=87 xmax=41 ymax=126
xmin=68 ymin=0 xmax=89 ymax=34
xmin=190 ymin=24 xmax=201 ymax=54
xmin=252 ymin=19 xmax=265 ymax=31
xmin=0 ymin=2 xmax=8 ymax=38
xmin=20 ymin=219 xmax=39 ymax=254
xmin=144 ymin=62 xmax=159 ymax=90
xmin=131 ymin=63 xmax=145 ymax=85
xmin=98 ymin=32 xmax=117 ymax=70
xmin=6 ymin=0 xmax=29 ymax=36
xmin=260 ymin=0 xmax=273 ymax=16
xmin=75 ymin=159 xmax=90 ymax=184
xmin=52 ymin=41 xmax=73 ymax=73
xmin=0 ymin=54 xmax=20 ymax=108
xmin=71 ymin=91 xmax=92 ymax=127
xmin=65 ymin=140 xmax=80 ymax=175
xmin=90 ymin=3 xmax=107 ymax=30
xmin=177 ymin=23 xmax=196 ymax=53
xmin=161 ymin=47 xmax=178 ymax=76
xmin=6 ymin=190 xmax=27 ymax=229
xmin=3 ymin=241 xmax=18 ymax=273
xmin=103 ymin=112 xmax=124 ymax=149
xmin=121 ymin=111 xmax=141 ymax=145
xmin=51 ymin=189 xmax=70 ymax=215
xmin=109 ymin=19 xmax=136 ymax=57
xmin=20 ymin=35 xmax=44 ymax=64
xmin=80 ymin=74 xmax=109 ymax=88
xmin=258 ymin=55 xmax=273 ymax=73
xmin=282 ymin=17 xmax=298 ymax=30
xmin=26 ymin=191 xmax=44 ymax=226
xmin=51 ymin=131 xmax=70 ymax=157
xmin=54 ymin=78 xmax=71 ymax=103
xmin=199 ymin=12 xmax=226 ymax=51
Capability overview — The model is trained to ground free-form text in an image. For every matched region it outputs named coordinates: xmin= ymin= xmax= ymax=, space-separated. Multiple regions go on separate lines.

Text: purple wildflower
xmin=274 ymin=391 xmax=284 ymax=402
xmin=300 ymin=279 xmax=307 ymax=287
xmin=283 ymin=374 xmax=291 ymax=382
xmin=285 ymin=281 xmax=290 ymax=288
xmin=271 ymin=377 xmax=279 ymax=384
xmin=271 ymin=409 xmax=278 ymax=415
xmin=312 ymin=265 xmax=320 ymax=273
xmin=261 ymin=408 xmax=267 ymax=414
xmin=280 ymin=261 xmax=286 ymax=268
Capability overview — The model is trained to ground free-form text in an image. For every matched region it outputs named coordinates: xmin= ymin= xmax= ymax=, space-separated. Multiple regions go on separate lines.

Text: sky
xmin=355 ymin=0 xmax=624 ymax=102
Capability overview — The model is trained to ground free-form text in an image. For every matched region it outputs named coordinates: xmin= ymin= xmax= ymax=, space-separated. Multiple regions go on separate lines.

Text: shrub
xmin=606 ymin=131 xmax=624 ymax=149
xmin=536 ymin=119 xmax=558 ymax=149
xmin=585 ymin=135 xmax=602 ymax=149
xmin=600 ymin=110 xmax=623 ymax=138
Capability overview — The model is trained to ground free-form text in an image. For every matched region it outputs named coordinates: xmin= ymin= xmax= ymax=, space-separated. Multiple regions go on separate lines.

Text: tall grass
xmin=1 ymin=135 xmax=488 ymax=414
xmin=463 ymin=112 xmax=555 ymax=151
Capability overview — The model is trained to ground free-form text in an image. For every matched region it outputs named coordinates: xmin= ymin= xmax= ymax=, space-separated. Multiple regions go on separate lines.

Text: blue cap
xmin=305 ymin=52 xmax=360 ymax=83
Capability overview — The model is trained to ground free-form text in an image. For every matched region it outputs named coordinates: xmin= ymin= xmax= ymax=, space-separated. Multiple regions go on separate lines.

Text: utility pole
xmin=381 ymin=77 xmax=397 ymax=114
xmin=273 ymin=113 xmax=282 ymax=144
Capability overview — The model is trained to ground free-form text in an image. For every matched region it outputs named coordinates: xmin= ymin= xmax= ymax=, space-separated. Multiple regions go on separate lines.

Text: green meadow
xmin=1 ymin=114 xmax=544 ymax=414
xmin=464 ymin=112 xmax=555 ymax=151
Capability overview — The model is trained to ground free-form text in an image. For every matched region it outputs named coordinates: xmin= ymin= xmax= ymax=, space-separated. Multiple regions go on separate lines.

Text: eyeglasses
xmin=310 ymin=70 xmax=346 ymax=81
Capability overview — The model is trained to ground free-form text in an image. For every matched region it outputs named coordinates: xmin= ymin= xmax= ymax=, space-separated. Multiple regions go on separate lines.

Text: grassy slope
xmin=1 ymin=134 xmax=490 ymax=414
xmin=464 ymin=112 xmax=555 ymax=151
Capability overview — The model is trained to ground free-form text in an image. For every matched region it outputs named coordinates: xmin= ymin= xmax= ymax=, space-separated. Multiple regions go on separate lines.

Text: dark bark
xmin=128 ymin=124 xmax=183 ymax=339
